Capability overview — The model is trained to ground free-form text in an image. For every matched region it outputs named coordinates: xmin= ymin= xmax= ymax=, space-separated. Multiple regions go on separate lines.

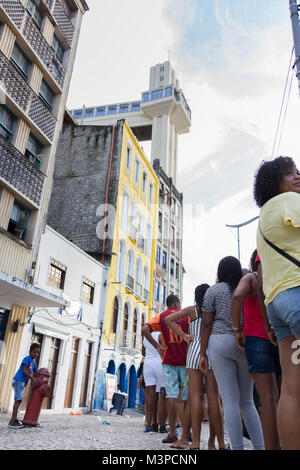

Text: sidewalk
xmin=0 ymin=409 xmax=253 ymax=450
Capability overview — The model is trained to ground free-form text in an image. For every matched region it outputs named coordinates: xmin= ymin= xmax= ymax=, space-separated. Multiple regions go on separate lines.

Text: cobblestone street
xmin=0 ymin=409 xmax=252 ymax=451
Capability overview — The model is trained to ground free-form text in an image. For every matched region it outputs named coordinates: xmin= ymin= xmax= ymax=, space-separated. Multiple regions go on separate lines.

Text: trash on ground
xmin=101 ymin=420 xmax=111 ymax=425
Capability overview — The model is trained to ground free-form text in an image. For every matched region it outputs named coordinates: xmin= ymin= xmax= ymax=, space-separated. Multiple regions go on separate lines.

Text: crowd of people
xmin=140 ymin=155 xmax=300 ymax=451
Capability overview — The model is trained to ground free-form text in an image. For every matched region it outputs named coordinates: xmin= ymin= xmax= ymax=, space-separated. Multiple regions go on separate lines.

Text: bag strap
xmin=259 ymin=223 xmax=300 ymax=268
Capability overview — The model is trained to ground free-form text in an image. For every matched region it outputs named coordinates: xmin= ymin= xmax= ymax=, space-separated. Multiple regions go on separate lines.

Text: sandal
xmin=170 ymin=439 xmax=190 ymax=449
xmin=207 ymin=443 xmax=217 ymax=450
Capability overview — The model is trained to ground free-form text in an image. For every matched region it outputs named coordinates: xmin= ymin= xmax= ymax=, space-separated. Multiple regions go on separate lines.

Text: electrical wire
xmin=276 ymin=69 xmax=295 ymax=156
xmin=271 ymin=46 xmax=295 ymax=159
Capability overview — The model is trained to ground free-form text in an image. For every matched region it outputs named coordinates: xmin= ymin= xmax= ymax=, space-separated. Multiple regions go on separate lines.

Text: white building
xmin=14 ymin=225 xmax=109 ymax=414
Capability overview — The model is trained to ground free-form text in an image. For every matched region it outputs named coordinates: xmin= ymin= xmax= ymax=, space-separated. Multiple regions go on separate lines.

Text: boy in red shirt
xmin=142 ymin=295 xmax=191 ymax=447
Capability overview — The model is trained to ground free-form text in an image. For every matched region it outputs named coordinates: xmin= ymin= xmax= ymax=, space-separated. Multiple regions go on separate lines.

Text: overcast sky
xmin=67 ymin=0 xmax=300 ymax=305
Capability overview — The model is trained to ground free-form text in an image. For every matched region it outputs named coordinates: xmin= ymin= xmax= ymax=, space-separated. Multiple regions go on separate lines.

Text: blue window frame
xmin=107 ymin=105 xmax=117 ymax=115
xmin=52 ymin=35 xmax=65 ymax=62
xmin=142 ymin=93 xmax=149 ymax=103
xmin=119 ymin=104 xmax=129 ymax=113
xmin=163 ymin=286 xmax=166 ymax=305
xmin=39 ymin=80 xmax=55 ymax=110
xmin=84 ymin=108 xmax=95 ymax=118
xmin=73 ymin=109 xmax=82 ymax=118
xmin=96 ymin=107 xmax=106 ymax=116
xmin=156 ymin=282 xmax=160 ymax=302
xmin=131 ymin=102 xmax=141 ymax=112
xmin=170 ymin=258 xmax=175 ymax=276
xmin=25 ymin=133 xmax=44 ymax=169
xmin=26 ymin=0 xmax=43 ymax=29
xmin=0 ymin=105 xmax=16 ymax=141
xmin=151 ymin=89 xmax=163 ymax=100
xmin=52 ymin=60 xmax=62 ymax=80
xmin=162 ymin=251 xmax=167 ymax=269
xmin=10 ymin=43 xmax=31 ymax=79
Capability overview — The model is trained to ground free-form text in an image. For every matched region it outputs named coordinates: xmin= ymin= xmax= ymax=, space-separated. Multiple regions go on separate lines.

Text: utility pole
xmin=226 ymin=216 xmax=259 ymax=261
xmin=289 ymin=0 xmax=300 ymax=96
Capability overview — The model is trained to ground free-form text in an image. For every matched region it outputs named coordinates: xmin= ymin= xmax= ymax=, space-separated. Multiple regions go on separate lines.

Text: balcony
xmin=135 ymin=281 xmax=142 ymax=299
xmin=0 ymin=133 xmax=46 ymax=207
xmin=0 ymin=1 xmax=66 ymax=89
xmin=126 ymin=274 xmax=134 ymax=292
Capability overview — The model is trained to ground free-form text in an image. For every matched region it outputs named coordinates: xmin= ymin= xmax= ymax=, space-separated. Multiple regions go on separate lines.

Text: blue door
xmin=128 ymin=365 xmax=137 ymax=408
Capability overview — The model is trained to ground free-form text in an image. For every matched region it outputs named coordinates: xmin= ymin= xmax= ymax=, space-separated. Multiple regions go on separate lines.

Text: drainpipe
xmin=102 ymin=125 xmax=115 ymax=265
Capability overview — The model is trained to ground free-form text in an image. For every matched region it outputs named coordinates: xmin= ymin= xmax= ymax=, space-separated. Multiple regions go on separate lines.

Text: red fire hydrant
xmin=23 ymin=368 xmax=51 ymax=426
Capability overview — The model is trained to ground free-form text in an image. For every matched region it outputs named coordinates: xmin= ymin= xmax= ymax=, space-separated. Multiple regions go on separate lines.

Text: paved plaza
xmin=0 ymin=408 xmax=252 ymax=451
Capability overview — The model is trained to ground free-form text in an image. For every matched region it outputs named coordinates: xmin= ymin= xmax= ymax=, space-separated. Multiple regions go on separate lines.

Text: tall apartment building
xmin=0 ymin=0 xmax=88 ymax=411
xmin=47 ymin=119 xmax=159 ymax=409
xmin=70 ymin=60 xmax=191 ymax=312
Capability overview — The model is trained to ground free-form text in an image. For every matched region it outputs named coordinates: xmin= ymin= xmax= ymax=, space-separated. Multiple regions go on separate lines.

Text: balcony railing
xmin=126 ymin=274 xmax=134 ymax=292
xmin=135 ymin=281 xmax=142 ymax=299
xmin=0 ymin=50 xmax=57 ymax=141
xmin=0 ymin=1 xmax=66 ymax=89
xmin=141 ymin=85 xmax=191 ymax=121
xmin=0 ymin=134 xmax=46 ymax=207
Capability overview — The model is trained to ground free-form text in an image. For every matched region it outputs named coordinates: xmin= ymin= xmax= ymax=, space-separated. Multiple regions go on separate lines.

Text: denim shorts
xmin=245 ymin=336 xmax=282 ymax=375
xmin=162 ymin=365 xmax=188 ymax=401
xmin=267 ymin=286 xmax=300 ymax=343
xmin=12 ymin=380 xmax=25 ymax=402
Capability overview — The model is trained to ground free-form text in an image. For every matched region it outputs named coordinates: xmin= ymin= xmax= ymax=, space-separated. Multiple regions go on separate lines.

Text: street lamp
xmin=226 ymin=216 xmax=259 ymax=261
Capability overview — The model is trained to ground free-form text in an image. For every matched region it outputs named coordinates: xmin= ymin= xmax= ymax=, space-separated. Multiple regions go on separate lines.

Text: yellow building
xmin=100 ymin=121 xmax=158 ymax=409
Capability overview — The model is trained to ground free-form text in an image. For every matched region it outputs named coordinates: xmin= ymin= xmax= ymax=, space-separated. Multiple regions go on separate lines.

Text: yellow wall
xmin=103 ymin=121 xmax=158 ymax=347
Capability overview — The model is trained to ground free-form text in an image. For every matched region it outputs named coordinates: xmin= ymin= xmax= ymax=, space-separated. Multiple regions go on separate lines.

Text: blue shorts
xmin=244 ymin=336 xmax=281 ymax=375
xmin=162 ymin=365 xmax=188 ymax=401
xmin=267 ymin=286 xmax=300 ymax=343
xmin=12 ymin=380 xmax=25 ymax=402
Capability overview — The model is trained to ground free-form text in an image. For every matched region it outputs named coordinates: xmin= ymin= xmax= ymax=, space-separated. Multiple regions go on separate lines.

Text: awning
xmin=33 ymin=322 xmax=69 ymax=340
xmin=0 ymin=271 xmax=69 ymax=309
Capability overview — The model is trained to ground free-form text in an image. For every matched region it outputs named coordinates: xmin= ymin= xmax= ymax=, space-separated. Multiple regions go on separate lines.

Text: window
xmin=39 ymin=80 xmax=55 ymax=110
xmin=121 ymin=191 xmax=129 ymax=233
xmin=149 ymin=182 xmax=154 ymax=203
xmin=170 ymin=258 xmax=175 ymax=276
xmin=119 ymin=103 xmax=129 ymax=113
xmin=81 ymin=278 xmax=95 ymax=304
xmin=26 ymin=0 xmax=43 ymax=29
xmin=25 ymin=133 xmax=44 ymax=169
xmin=96 ymin=107 xmax=106 ymax=116
xmin=158 ymin=212 xmax=162 ymax=234
xmin=73 ymin=109 xmax=82 ymax=119
xmin=151 ymin=89 xmax=163 ymax=100
xmin=7 ymin=200 xmax=31 ymax=241
xmin=0 ymin=106 xmax=16 ymax=141
xmin=133 ymin=309 xmax=138 ymax=348
xmin=52 ymin=35 xmax=64 ymax=62
xmin=10 ymin=43 xmax=31 ymax=79
xmin=134 ymin=158 xmax=140 ymax=184
xmin=162 ymin=286 xmax=166 ymax=305
xmin=108 ymin=105 xmax=117 ymax=115
xmin=155 ymin=281 xmax=160 ymax=302
xmin=122 ymin=304 xmax=129 ymax=346
xmin=111 ymin=297 xmax=119 ymax=334
xmin=142 ymin=171 xmax=147 ymax=193
xmin=131 ymin=102 xmax=140 ymax=112
xmin=126 ymin=145 xmax=132 ymax=170
xmin=48 ymin=260 xmax=66 ymax=289
xmin=63 ymin=0 xmax=71 ymax=18
xmin=156 ymin=245 xmax=161 ymax=265
xmin=176 ymin=262 xmax=180 ymax=280
xmin=171 ymin=226 xmax=175 ymax=245
xmin=162 ymin=251 xmax=167 ymax=269
xmin=52 ymin=60 xmax=62 ymax=79
xmin=142 ymin=93 xmax=149 ymax=103
xmin=84 ymin=108 xmax=95 ymax=118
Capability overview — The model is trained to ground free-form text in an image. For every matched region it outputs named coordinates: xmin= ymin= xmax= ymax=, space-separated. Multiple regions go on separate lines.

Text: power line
xmin=271 ymin=46 xmax=295 ymax=159
xmin=276 ymin=68 xmax=294 ymax=156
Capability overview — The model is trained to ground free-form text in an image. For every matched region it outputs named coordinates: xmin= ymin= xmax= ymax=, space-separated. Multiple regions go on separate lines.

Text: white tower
xmin=71 ymin=61 xmax=191 ymax=184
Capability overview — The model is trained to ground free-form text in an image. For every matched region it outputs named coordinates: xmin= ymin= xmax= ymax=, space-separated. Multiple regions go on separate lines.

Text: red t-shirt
xmin=243 ymin=253 xmax=269 ymax=340
xmin=147 ymin=308 xmax=190 ymax=366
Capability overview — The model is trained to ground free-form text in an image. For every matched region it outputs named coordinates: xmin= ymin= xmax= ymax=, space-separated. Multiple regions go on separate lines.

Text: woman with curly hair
xmin=254 ymin=156 xmax=300 ymax=450
xmin=199 ymin=256 xmax=264 ymax=450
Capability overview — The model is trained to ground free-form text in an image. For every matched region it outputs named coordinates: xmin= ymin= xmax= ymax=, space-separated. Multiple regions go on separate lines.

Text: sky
xmin=67 ymin=0 xmax=300 ymax=305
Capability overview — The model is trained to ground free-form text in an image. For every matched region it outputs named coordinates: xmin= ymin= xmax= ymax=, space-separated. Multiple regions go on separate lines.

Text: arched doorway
xmin=118 ymin=363 xmax=126 ymax=393
xmin=107 ymin=359 xmax=115 ymax=375
xmin=128 ymin=365 xmax=137 ymax=408
xmin=137 ymin=365 xmax=145 ymax=406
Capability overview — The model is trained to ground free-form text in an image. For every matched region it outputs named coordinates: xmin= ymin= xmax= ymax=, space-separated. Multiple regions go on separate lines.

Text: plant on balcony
xmin=15 ymin=211 xmax=30 ymax=238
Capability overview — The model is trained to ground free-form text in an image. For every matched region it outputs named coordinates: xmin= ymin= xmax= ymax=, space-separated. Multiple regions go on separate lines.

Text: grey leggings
xmin=207 ymin=334 xmax=264 ymax=450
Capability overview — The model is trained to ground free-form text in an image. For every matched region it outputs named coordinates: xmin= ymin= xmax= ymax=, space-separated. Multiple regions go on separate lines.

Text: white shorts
xmin=143 ymin=357 xmax=165 ymax=392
